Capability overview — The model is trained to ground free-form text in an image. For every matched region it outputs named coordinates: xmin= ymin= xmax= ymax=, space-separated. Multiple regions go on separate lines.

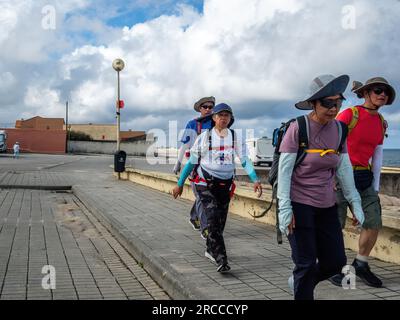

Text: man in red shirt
xmin=330 ymin=77 xmax=396 ymax=288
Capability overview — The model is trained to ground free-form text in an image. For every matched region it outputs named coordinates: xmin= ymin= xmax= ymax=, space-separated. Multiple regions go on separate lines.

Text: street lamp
xmin=112 ymin=58 xmax=125 ymax=152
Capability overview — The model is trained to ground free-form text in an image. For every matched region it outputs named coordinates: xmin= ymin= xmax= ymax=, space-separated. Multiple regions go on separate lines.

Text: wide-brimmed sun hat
xmin=352 ymin=77 xmax=396 ymax=105
xmin=295 ymin=74 xmax=350 ymax=110
xmin=193 ymin=96 xmax=215 ymax=112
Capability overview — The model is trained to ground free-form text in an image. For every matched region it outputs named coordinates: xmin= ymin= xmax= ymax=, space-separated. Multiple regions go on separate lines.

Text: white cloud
xmin=1 ymin=0 xmax=400 ymax=148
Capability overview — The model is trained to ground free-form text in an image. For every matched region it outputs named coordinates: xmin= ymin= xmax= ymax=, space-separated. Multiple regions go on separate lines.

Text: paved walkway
xmin=0 ymin=186 xmax=169 ymax=300
xmin=1 ymin=170 xmax=400 ymax=300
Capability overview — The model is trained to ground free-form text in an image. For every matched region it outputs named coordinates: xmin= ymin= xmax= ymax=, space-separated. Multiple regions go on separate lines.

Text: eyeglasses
xmin=201 ymin=104 xmax=214 ymax=110
xmin=319 ymin=98 xmax=343 ymax=109
xmin=371 ymin=87 xmax=389 ymax=96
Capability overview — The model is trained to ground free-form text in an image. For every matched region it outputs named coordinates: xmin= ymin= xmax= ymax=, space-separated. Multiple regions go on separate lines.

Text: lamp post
xmin=65 ymin=101 xmax=69 ymax=154
xmin=112 ymin=58 xmax=125 ymax=180
xmin=112 ymin=58 xmax=125 ymax=152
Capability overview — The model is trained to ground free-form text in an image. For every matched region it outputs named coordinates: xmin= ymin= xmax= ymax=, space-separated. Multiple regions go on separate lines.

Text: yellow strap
xmin=345 ymin=106 xmax=387 ymax=139
xmin=348 ymin=106 xmax=359 ymax=134
xmin=353 ymin=165 xmax=372 ymax=171
xmin=305 ymin=149 xmax=338 ymax=156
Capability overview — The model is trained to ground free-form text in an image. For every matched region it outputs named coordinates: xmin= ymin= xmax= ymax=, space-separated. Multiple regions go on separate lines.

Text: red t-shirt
xmin=336 ymin=106 xmax=384 ymax=167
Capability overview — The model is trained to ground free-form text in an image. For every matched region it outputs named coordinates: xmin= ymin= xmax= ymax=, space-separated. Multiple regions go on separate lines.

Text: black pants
xmin=196 ymin=184 xmax=231 ymax=265
xmin=288 ymin=202 xmax=347 ymax=300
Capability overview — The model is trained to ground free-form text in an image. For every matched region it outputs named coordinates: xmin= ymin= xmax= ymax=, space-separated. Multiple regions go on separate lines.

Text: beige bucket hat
xmin=352 ymin=77 xmax=396 ymax=105
xmin=193 ymin=96 xmax=215 ymax=112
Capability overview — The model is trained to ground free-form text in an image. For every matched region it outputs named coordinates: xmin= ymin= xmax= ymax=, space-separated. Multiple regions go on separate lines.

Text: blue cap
xmin=212 ymin=103 xmax=234 ymax=127
xmin=213 ymin=103 xmax=233 ymax=115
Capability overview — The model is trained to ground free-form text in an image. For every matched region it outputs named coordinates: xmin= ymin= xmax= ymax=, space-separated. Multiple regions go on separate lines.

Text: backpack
xmin=347 ymin=106 xmax=388 ymax=138
xmin=190 ymin=128 xmax=236 ymax=193
xmin=257 ymin=115 xmax=347 ymax=244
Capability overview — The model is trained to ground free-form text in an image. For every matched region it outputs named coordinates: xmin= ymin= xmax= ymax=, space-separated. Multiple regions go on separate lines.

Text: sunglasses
xmin=201 ymin=104 xmax=214 ymax=110
xmin=371 ymin=87 xmax=389 ymax=96
xmin=319 ymin=98 xmax=343 ymax=109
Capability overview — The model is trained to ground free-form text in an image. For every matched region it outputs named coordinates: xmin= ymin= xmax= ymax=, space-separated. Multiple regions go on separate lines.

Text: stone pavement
xmin=0 ymin=186 xmax=169 ymax=300
xmin=1 ymin=170 xmax=400 ymax=300
xmin=72 ymin=178 xmax=400 ymax=300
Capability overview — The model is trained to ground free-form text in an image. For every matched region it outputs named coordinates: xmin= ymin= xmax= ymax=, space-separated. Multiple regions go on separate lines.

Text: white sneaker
xmin=205 ymin=250 xmax=216 ymax=264
xmin=288 ymin=275 xmax=294 ymax=294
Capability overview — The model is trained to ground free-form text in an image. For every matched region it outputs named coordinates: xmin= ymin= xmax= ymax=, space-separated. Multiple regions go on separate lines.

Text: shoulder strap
xmin=295 ymin=115 xmax=309 ymax=167
xmin=378 ymin=112 xmax=388 ymax=138
xmin=348 ymin=106 xmax=359 ymax=134
xmin=297 ymin=115 xmax=308 ymax=149
xmin=230 ymin=129 xmax=235 ymax=150
xmin=336 ymin=120 xmax=348 ymax=152
xmin=196 ymin=120 xmax=202 ymax=135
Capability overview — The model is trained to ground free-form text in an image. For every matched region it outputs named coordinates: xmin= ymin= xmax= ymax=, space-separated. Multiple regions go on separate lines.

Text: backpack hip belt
xmin=353 ymin=164 xmax=372 ymax=171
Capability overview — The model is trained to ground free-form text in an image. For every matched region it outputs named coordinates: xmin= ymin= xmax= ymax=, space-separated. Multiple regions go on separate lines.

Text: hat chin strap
xmin=363 ymin=92 xmax=382 ymax=111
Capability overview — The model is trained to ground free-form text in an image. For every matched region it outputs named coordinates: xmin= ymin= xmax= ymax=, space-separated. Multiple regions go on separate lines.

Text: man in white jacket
xmin=13 ymin=142 xmax=20 ymax=159
xmin=331 ymin=77 xmax=396 ymax=288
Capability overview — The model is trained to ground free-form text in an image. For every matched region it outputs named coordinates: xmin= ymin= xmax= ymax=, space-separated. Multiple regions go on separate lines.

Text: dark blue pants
xmin=288 ymin=202 xmax=347 ymax=300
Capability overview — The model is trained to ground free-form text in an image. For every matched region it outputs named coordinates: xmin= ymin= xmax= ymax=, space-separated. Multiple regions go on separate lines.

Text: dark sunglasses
xmin=201 ymin=104 xmax=214 ymax=110
xmin=371 ymin=87 xmax=389 ymax=96
xmin=319 ymin=98 xmax=343 ymax=109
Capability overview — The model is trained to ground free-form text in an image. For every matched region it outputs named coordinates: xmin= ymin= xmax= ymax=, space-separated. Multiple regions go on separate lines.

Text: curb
xmin=72 ymin=185 xmax=232 ymax=300
xmin=0 ymin=185 xmax=72 ymax=190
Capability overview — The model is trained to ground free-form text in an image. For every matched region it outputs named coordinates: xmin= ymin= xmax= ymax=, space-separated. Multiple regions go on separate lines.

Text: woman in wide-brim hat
xmin=352 ymin=77 xmax=395 ymax=106
xmin=278 ymin=74 xmax=365 ymax=300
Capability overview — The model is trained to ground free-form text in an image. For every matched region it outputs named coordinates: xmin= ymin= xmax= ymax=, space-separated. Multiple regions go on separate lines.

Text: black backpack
xmin=256 ymin=115 xmax=348 ymax=244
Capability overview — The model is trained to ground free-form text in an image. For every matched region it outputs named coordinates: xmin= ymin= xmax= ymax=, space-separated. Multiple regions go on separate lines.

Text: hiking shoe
xmin=328 ymin=273 xmax=345 ymax=287
xmin=205 ymin=250 xmax=216 ymax=264
xmin=288 ymin=275 xmax=294 ymax=294
xmin=189 ymin=219 xmax=200 ymax=231
xmin=352 ymin=259 xmax=383 ymax=288
xmin=217 ymin=263 xmax=231 ymax=273
xmin=201 ymin=228 xmax=209 ymax=240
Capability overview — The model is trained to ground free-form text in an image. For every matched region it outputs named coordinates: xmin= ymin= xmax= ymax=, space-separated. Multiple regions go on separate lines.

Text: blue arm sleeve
xmin=241 ymin=156 xmax=259 ymax=183
xmin=177 ymin=154 xmax=198 ymax=187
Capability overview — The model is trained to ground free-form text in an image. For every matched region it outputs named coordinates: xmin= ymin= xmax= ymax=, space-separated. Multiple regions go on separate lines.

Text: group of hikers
xmin=171 ymin=74 xmax=396 ymax=300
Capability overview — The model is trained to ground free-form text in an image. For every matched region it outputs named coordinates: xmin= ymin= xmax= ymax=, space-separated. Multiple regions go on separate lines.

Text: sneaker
xmin=217 ymin=263 xmax=231 ymax=273
xmin=189 ymin=218 xmax=200 ymax=231
xmin=328 ymin=273 xmax=345 ymax=287
xmin=288 ymin=275 xmax=294 ymax=294
xmin=352 ymin=259 xmax=383 ymax=288
xmin=205 ymin=250 xmax=216 ymax=264
xmin=201 ymin=228 xmax=209 ymax=240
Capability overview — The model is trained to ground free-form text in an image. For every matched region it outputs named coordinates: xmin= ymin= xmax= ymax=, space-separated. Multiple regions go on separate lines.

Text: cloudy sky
xmin=1 ymin=0 xmax=400 ymax=148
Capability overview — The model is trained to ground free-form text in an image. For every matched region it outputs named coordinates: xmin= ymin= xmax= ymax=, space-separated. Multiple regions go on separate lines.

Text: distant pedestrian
xmin=172 ymin=103 xmax=262 ymax=273
xmin=13 ymin=142 xmax=20 ymax=159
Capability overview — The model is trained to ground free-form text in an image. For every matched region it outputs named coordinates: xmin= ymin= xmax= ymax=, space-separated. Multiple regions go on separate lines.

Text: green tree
xmin=69 ymin=130 xmax=93 ymax=141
